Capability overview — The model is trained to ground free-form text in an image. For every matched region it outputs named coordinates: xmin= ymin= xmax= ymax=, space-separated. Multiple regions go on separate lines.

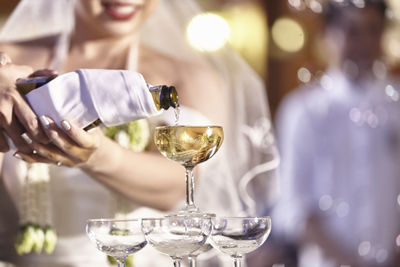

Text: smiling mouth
xmin=101 ymin=1 xmax=142 ymax=21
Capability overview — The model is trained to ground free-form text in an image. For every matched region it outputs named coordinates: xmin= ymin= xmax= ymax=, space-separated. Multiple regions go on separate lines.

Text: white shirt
xmin=273 ymin=70 xmax=400 ymax=267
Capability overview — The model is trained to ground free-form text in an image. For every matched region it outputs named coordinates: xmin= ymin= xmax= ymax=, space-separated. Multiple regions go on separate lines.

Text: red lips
xmin=102 ymin=1 xmax=141 ymax=21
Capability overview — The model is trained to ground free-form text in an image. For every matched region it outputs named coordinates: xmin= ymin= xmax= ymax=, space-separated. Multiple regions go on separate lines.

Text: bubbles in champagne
xmin=174 ymin=104 xmax=181 ymax=125
xmin=154 ymin=126 xmax=224 ymax=168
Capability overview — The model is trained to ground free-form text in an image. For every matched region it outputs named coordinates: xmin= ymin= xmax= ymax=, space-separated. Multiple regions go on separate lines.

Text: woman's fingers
xmin=39 ymin=116 xmax=79 ymax=156
xmin=13 ymin=100 xmax=49 ymax=144
xmin=15 ymin=115 xmax=101 ymax=166
xmin=14 ymin=150 xmax=75 ymax=167
xmin=39 ymin=116 xmax=98 ymax=163
xmin=1 ymin=112 xmax=34 ymax=153
xmin=60 ymin=120 xmax=100 ymax=148
xmin=0 ymin=62 xmax=49 ymax=149
xmin=14 ymin=151 xmax=53 ymax=164
xmin=0 ymin=56 xmax=58 ymax=152
xmin=19 ymin=132 xmax=77 ymax=167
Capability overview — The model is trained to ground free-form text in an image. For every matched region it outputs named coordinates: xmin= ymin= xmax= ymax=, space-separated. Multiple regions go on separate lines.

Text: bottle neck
xmin=149 ymin=85 xmax=178 ymax=111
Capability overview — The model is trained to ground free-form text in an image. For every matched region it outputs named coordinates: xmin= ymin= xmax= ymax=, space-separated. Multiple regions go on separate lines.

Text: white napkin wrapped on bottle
xmin=24 ymin=69 xmax=161 ymax=128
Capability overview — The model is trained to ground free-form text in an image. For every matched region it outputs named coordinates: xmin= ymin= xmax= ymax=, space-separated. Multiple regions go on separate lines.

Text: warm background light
xmin=221 ymin=2 xmax=268 ymax=77
xmin=383 ymin=0 xmax=400 ymax=64
xmin=186 ymin=12 xmax=230 ymax=52
xmin=271 ymin=17 xmax=305 ymax=53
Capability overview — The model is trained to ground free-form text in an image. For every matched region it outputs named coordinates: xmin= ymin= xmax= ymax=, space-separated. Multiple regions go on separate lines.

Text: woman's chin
xmin=98 ymin=20 xmax=141 ymax=38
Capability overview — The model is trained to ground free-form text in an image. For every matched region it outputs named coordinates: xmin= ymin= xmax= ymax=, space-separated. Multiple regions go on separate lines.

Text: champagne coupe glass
xmin=86 ymin=219 xmax=147 ymax=267
xmin=141 ymin=215 xmax=212 ymax=267
xmin=210 ymin=216 xmax=272 ymax=267
xmin=154 ymin=125 xmax=224 ymax=214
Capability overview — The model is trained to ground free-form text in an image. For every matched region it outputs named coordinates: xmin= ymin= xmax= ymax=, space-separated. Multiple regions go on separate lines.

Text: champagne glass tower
xmin=154 ymin=125 xmax=224 ymax=214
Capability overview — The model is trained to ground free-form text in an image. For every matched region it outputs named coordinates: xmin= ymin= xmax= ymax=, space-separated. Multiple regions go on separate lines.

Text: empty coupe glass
xmin=86 ymin=219 xmax=147 ymax=267
xmin=142 ymin=215 xmax=212 ymax=267
xmin=210 ymin=216 xmax=271 ymax=267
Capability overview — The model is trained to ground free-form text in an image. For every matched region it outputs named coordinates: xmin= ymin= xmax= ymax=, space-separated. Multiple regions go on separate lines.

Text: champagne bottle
xmin=16 ymin=70 xmax=179 ymax=131
xmin=81 ymin=85 xmax=178 ymax=131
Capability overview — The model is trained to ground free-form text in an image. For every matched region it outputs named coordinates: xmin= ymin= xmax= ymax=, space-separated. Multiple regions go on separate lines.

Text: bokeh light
xmin=376 ymin=249 xmax=388 ymax=263
xmin=388 ymin=0 xmax=400 ymax=21
xmin=372 ymin=61 xmax=387 ymax=79
xmin=288 ymin=0 xmax=306 ymax=11
xmin=308 ymin=0 xmax=323 ymax=13
xmin=396 ymin=234 xmax=400 ymax=246
xmin=221 ymin=3 xmax=268 ymax=77
xmin=336 ymin=201 xmax=349 ymax=218
xmin=187 ymin=12 xmax=230 ymax=52
xmin=319 ymin=194 xmax=333 ymax=211
xmin=387 ymin=38 xmax=400 ymax=59
xmin=320 ymin=74 xmax=333 ymax=91
xmin=271 ymin=17 xmax=305 ymax=53
xmin=297 ymin=67 xmax=312 ymax=83
xmin=349 ymin=108 xmax=362 ymax=124
xmin=386 ymin=85 xmax=400 ymax=102
xmin=358 ymin=241 xmax=371 ymax=257
xmin=352 ymin=0 xmax=366 ymax=9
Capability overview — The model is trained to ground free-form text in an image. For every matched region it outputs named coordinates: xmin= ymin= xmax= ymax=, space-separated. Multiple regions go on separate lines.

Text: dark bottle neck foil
xmin=160 ymin=85 xmax=178 ymax=109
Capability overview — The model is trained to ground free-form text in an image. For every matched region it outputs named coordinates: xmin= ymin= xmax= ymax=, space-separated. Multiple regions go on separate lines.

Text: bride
xmin=0 ymin=0 xmax=279 ymax=266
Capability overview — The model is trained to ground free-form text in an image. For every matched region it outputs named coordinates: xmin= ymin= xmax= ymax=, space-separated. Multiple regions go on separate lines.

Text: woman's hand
xmin=0 ymin=52 xmax=49 ymax=153
xmin=14 ymin=116 xmax=102 ymax=167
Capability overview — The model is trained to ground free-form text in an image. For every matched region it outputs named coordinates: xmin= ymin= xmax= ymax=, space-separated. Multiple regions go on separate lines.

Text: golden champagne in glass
xmin=154 ymin=125 xmax=223 ymax=213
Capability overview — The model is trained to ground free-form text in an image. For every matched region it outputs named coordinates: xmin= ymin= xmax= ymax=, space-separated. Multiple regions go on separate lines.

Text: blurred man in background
xmin=273 ymin=0 xmax=400 ymax=266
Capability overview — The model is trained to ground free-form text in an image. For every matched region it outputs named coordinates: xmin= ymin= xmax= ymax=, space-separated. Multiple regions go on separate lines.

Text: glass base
xmin=183 ymin=204 xmax=200 ymax=213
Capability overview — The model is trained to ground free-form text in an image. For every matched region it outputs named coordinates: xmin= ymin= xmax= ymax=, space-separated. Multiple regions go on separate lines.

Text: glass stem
xmin=185 ymin=167 xmax=196 ymax=210
xmin=173 ymin=259 xmax=181 ymax=267
xmin=117 ymin=259 xmax=125 ymax=267
xmin=233 ymin=256 xmax=242 ymax=267
xmin=189 ymin=256 xmax=196 ymax=267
